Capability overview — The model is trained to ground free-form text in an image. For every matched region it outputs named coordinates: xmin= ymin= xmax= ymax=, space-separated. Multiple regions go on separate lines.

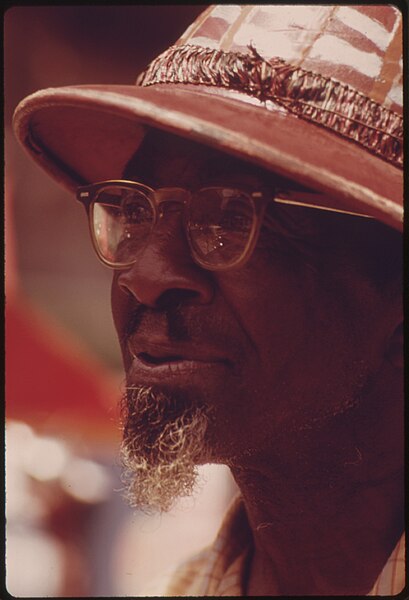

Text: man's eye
xmin=122 ymin=204 xmax=152 ymax=224
xmin=97 ymin=203 xmax=120 ymax=217
xmin=220 ymin=212 xmax=252 ymax=232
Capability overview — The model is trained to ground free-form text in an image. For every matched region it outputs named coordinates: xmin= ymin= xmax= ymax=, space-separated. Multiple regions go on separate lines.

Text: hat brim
xmin=13 ymin=83 xmax=403 ymax=230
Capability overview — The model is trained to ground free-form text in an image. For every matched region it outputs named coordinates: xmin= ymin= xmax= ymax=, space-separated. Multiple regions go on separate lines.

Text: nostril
xmin=158 ymin=289 xmax=201 ymax=341
xmin=156 ymin=288 xmax=201 ymax=310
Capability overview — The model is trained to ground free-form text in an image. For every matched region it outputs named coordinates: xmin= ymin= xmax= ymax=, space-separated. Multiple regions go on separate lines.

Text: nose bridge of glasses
xmin=154 ymin=187 xmax=190 ymax=214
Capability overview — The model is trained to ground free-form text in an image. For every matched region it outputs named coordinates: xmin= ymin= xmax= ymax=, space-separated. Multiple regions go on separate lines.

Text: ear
xmin=385 ymin=321 xmax=403 ymax=369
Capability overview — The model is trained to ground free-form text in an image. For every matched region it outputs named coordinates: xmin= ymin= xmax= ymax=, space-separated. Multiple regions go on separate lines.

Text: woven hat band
xmin=138 ymin=44 xmax=403 ymax=169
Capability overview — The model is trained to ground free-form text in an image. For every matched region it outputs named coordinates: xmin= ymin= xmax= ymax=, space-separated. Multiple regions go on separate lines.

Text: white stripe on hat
xmin=386 ymin=73 xmax=403 ymax=108
xmin=232 ymin=26 xmax=312 ymax=62
xmin=188 ymin=36 xmax=221 ymax=49
xmin=337 ymin=7 xmax=392 ymax=52
xmin=309 ymin=35 xmax=382 ymax=78
xmin=211 ymin=5 xmax=242 ymax=24
xmin=230 ymin=6 xmax=333 ymax=61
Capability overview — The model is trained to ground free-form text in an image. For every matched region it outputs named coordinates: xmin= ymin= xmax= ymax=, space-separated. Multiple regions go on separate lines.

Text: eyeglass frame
xmin=76 ymin=179 xmax=372 ymax=271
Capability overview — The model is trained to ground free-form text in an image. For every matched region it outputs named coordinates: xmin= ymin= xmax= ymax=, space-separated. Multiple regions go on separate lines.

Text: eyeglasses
xmin=76 ymin=180 xmax=372 ymax=271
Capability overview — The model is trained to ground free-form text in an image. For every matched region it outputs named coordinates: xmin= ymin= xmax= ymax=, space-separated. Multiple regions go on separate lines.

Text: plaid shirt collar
xmin=159 ymin=495 xmax=405 ymax=596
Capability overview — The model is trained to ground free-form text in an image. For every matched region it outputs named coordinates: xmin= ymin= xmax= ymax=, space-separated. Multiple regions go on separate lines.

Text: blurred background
xmin=5 ymin=6 xmax=238 ymax=596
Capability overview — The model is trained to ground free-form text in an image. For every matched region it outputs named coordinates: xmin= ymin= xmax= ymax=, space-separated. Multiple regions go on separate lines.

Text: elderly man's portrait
xmin=5 ymin=4 xmax=404 ymax=597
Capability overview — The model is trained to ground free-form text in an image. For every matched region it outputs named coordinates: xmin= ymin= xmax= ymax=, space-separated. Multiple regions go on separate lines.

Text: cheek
xmin=211 ymin=262 xmax=316 ymax=433
xmin=219 ymin=258 xmax=316 ymax=373
xmin=111 ymin=273 xmax=133 ymax=366
xmin=111 ymin=273 xmax=123 ymax=332
xmin=213 ymin=260 xmax=376 ymax=444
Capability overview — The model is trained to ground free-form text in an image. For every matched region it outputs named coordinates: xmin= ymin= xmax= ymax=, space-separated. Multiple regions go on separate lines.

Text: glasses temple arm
xmin=273 ymin=191 xmax=373 ymax=219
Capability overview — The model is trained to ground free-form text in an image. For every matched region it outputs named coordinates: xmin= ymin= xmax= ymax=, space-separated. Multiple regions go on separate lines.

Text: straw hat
xmin=13 ymin=5 xmax=403 ymax=230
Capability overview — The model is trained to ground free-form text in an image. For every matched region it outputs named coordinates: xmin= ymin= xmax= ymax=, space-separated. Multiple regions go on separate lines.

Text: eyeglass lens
xmin=187 ymin=188 xmax=255 ymax=267
xmin=91 ymin=185 xmax=256 ymax=268
xmin=92 ymin=186 xmax=154 ymax=265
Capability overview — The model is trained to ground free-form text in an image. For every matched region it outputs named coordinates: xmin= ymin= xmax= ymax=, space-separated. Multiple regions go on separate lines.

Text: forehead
xmin=123 ymin=128 xmax=292 ymax=189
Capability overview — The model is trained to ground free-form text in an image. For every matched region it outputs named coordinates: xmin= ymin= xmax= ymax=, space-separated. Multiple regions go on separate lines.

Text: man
xmin=13 ymin=4 xmax=404 ymax=596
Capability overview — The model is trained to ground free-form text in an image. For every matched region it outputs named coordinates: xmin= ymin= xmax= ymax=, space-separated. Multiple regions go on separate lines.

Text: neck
xmin=229 ymin=377 xmax=404 ymax=595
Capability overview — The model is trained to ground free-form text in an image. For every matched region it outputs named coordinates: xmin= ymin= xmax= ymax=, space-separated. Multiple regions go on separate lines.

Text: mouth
xmin=127 ymin=338 xmax=233 ymax=383
xmin=135 ymin=350 xmax=230 ymax=369
xmin=138 ymin=352 xmax=186 ymax=366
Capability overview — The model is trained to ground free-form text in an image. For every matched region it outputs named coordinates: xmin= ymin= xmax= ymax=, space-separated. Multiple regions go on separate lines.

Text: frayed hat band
xmin=138 ymin=44 xmax=403 ymax=169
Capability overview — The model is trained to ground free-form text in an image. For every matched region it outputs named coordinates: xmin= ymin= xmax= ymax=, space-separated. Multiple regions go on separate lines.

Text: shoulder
xmin=140 ymin=545 xmax=213 ymax=596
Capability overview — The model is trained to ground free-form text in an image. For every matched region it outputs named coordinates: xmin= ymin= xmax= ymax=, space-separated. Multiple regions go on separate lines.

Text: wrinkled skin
xmin=111 ymin=130 xmax=403 ymax=595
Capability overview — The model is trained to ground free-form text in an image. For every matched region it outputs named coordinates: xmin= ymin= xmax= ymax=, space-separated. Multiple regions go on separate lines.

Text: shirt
xmin=144 ymin=496 xmax=405 ymax=596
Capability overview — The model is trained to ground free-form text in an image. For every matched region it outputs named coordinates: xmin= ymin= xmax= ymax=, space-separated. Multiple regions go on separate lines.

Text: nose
xmin=114 ymin=212 xmax=214 ymax=308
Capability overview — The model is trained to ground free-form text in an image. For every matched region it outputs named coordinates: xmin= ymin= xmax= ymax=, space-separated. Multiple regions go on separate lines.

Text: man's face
xmin=111 ymin=131 xmax=395 ymax=510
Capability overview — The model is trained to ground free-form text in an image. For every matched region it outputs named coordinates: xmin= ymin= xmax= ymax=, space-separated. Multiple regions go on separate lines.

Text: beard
xmin=119 ymin=385 xmax=210 ymax=513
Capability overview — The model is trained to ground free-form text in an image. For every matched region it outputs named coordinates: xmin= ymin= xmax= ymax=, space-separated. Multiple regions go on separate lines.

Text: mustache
xmin=122 ymin=300 xmax=243 ymax=362
xmin=123 ymin=302 xmax=191 ymax=342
